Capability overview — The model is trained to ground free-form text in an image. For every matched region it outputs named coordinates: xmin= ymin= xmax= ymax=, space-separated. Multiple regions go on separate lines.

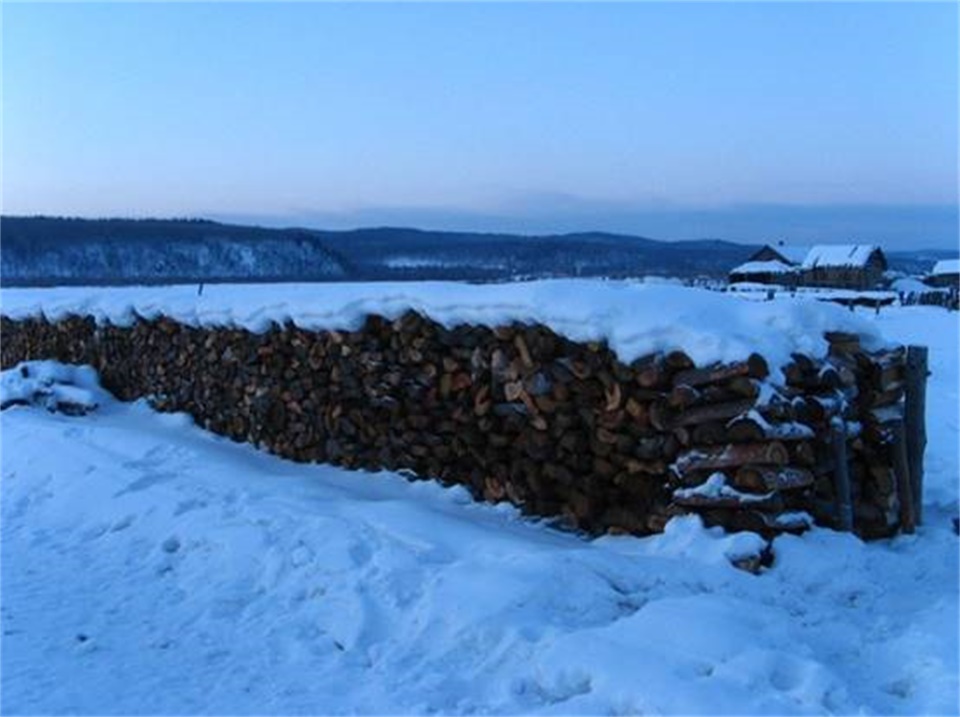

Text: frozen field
xmin=1 ymin=286 xmax=957 ymax=715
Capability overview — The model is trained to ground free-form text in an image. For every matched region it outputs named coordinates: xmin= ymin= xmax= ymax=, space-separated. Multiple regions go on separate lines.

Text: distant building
xmin=800 ymin=245 xmax=887 ymax=290
xmin=728 ymin=259 xmax=798 ymax=286
xmin=728 ymin=243 xmax=809 ymax=286
xmin=728 ymin=243 xmax=888 ymax=290
xmin=747 ymin=243 xmax=811 ymax=267
xmin=926 ymin=259 xmax=960 ymax=289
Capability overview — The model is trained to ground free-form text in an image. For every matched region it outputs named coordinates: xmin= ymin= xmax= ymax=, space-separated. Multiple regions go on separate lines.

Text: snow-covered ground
xmin=1 ymin=293 xmax=957 ymax=715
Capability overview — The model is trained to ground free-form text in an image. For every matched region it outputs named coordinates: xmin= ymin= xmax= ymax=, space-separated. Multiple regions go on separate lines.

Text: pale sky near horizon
xmin=2 ymin=2 xmax=958 ymax=248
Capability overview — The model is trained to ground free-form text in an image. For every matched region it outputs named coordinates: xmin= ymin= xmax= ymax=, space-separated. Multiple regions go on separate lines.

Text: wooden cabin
xmin=926 ymin=259 xmax=960 ymax=289
xmin=799 ymin=245 xmax=887 ymax=290
xmin=728 ymin=259 xmax=798 ymax=286
xmin=729 ymin=243 xmax=809 ymax=286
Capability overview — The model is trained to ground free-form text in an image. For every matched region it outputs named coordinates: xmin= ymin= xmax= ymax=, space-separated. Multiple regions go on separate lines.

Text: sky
xmin=2 ymin=2 xmax=958 ymax=249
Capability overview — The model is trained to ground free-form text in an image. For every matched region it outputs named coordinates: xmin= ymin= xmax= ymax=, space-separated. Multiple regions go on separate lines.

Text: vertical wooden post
xmin=831 ymin=418 xmax=853 ymax=532
xmin=892 ymin=420 xmax=916 ymax=534
xmin=904 ymin=345 xmax=928 ymax=526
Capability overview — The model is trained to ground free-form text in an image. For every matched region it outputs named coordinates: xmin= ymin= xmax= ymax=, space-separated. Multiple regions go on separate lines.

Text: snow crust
xmin=0 ymin=280 xmax=886 ymax=378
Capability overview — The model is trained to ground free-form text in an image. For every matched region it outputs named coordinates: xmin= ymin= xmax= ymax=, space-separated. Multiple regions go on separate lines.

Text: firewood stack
xmin=0 ymin=311 xmax=916 ymax=539
xmin=665 ymin=330 xmax=911 ymax=539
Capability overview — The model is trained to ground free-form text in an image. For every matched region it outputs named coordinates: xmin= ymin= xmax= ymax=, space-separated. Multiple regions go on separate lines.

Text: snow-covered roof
xmin=772 ymin=245 xmax=811 ymax=265
xmin=801 ymin=245 xmax=881 ymax=270
xmin=0 ymin=280 xmax=887 ymax=380
xmin=931 ymin=259 xmax=960 ymax=277
xmin=729 ymin=260 xmax=797 ymax=276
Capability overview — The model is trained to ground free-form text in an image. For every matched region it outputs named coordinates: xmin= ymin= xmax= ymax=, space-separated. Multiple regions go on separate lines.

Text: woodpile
xmin=0 ymin=311 xmax=922 ymax=540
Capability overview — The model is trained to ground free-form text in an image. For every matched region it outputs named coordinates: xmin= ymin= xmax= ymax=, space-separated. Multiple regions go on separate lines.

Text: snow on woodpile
xmin=0 ymin=280 xmax=888 ymax=382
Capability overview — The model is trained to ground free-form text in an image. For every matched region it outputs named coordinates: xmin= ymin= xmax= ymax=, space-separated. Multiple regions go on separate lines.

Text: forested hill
xmin=0 ymin=217 xmax=351 ymax=286
xmin=0 ymin=216 xmax=759 ymax=286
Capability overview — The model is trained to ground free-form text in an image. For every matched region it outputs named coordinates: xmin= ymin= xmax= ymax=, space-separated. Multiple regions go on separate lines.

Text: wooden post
xmin=831 ymin=418 xmax=853 ymax=532
xmin=904 ymin=345 xmax=928 ymax=526
xmin=892 ymin=420 xmax=915 ymax=534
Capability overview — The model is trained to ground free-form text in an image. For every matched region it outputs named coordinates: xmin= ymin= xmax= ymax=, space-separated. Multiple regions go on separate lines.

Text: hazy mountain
xmin=0 ymin=217 xmax=350 ymax=286
xmin=1 ymin=216 xmax=952 ymax=287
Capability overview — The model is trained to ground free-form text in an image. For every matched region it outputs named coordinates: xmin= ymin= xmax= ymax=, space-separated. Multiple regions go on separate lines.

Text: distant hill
xmin=884 ymin=249 xmax=960 ymax=276
xmin=0 ymin=217 xmax=351 ymax=286
xmin=1 ymin=216 xmax=951 ymax=287
xmin=0 ymin=216 xmax=760 ymax=286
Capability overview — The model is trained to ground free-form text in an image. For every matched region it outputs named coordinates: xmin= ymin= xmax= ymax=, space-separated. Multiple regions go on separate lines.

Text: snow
xmin=0 ymin=280 xmax=888 ymax=381
xmin=891 ymin=276 xmax=936 ymax=294
xmin=673 ymin=472 xmax=773 ymax=504
xmin=931 ymin=259 xmax=960 ymax=277
xmin=1 ymin=291 xmax=957 ymax=715
xmin=801 ymin=245 xmax=880 ymax=269
xmin=0 ymin=361 xmax=109 ymax=413
xmin=773 ymin=245 xmax=812 ymax=265
xmin=729 ymin=260 xmax=797 ymax=276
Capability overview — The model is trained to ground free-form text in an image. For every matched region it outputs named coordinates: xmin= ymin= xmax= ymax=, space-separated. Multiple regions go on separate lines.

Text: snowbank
xmin=2 ymin=357 xmax=957 ymax=715
xmin=0 ymin=361 xmax=110 ymax=415
xmin=0 ymin=280 xmax=888 ymax=377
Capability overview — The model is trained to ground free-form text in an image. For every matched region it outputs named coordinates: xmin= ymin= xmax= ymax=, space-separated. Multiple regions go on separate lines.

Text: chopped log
xmin=691 ymin=421 xmax=727 ymax=445
xmin=624 ymin=397 xmax=647 ymax=420
xmin=667 ymin=384 xmax=700 ymax=409
xmin=504 ymin=380 xmax=524 ymax=402
xmin=863 ymin=386 xmax=905 ymax=409
xmin=514 ymin=334 xmax=534 ymax=368
xmin=671 ymin=353 xmax=768 ymax=388
xmin=671 ymin=398 xmax=756 ymax=428
xmin=649 ymin=400 xmax=672 ymax=432
xmin=673 ymin=441 xmax=790 ymax=474
xmin=632 ymin=355 xmax=668 ymax=388
xmin=825 ymin=331 xmax=861 ymax=355
xmin=725 ymin=414 xmax=766 ymax=443
xmin=624 ymin=458 xmax=667 ymax=475
xmin=725 ymin=376 xmax=760 ymax=399
xmin=673 ymin=491 xmax=783 ymax=513
xmin=734 ymin=465 xmax=814 ymax=492
xmin=663 ymin=350 xmax=695 ymax=373
xmin=473 ymin=385 xmax=491 ymax=416
xmin=604 ymin=381 xmax=623 ymax=412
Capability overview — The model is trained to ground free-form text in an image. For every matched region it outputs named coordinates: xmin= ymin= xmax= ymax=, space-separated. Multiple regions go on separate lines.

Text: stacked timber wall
xmin=0 ymin=312 xmax=922 ymax=540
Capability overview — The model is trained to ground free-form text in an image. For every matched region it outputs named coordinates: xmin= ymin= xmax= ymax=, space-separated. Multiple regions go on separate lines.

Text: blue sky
xmin=3 ymin=2 xmax=957 ymax=248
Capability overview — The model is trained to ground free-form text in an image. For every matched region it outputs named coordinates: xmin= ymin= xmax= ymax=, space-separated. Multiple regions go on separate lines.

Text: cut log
xmin=671 ymin=398 xmax=756 ymax=428
xmin=673 ymin=491 xmax=783 ymax=513
xmin=673 ymin=441 xmax=790 ymax=474
xmin=733 ymin=465 xmax=814 ymax=492
xmin=671 ymin=354 xmax=768 ymax=388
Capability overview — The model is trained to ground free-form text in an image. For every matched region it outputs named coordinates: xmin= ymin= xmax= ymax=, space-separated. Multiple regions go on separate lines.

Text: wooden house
xmin=926 ymin=259 xmax=960 ymax=289
xmin=728 ymin=259 xmax=798 ymax=286
xmin=747 ymin=243 xmax=811 ymax=267
xmin=729 ymin=243 xmax=809 ymax=286
xmin=799 ymin=245 xmax=887 ymax=290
